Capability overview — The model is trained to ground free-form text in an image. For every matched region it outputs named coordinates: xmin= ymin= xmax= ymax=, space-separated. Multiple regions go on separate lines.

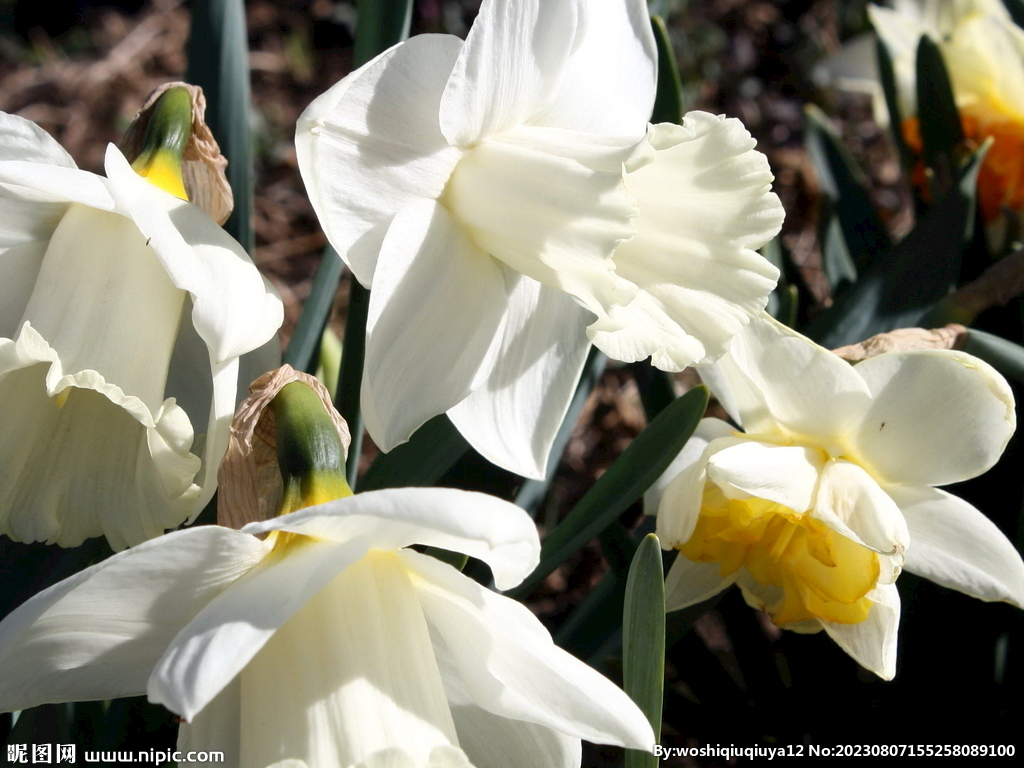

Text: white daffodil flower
xmin=649 ymin=313 xmax=1024 ymax=679
xmin=296 ymin=0 xmax=783 ymax=478
xmin=869 ymin=0 xmax=1024 ymax=223
xmin=0 ymin=489 xmax=655 ymax=768
xmin=0 ymin=110 xmax=283 ymax=550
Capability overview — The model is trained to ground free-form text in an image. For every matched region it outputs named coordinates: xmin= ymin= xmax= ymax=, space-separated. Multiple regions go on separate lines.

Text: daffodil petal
xmin=813 ymin=459 xmax=909 ymax=557
xmin=296 ymin=34 xmax=464 ymax=286
xmin=664 ymin=553 xmax=735 ymax=613
xmin=243 ymin=488 xmax=539 ymax=591
xmin=703 ymin=312 xmax=872 ymax=441
xmin=404 ymin=551 xmax=656 ymax=752
xmin=104 ymin=144 xmax=283 ymax=365
xmin=0 ymin=112 xmax=76 ymax=166
xmin=820 ymin=583 xmax=900 ymax=681
xmin=887 ymin=484 xmax=1024 ymax=607
xmin=361 ymin=199 xmax=508 ymax=452
xmin=439 ymin=0 xmax=578 ymax=146
xmin=448 ymin=275 xmax=591 ymax=480
xmin=0 ymin=526 xmax=267 ymax=713
xmin=239 ymin=552 xmax=458 ymax=767
xmin=590 ymin=117 xmax=782 ymax=371
xmin=645 ymin=418 xmax=734 ymax=518
xmin=706 ymin=440 xmax=826 ymax=512
xmin=852 ymin=350 xmax=1016 ymax=486
xmin=149 ymin=538 xmax=369 ymax=721
xmin=537 ymin=0 xmax=656 ymax=140
xmin=0 ymin=160 xmax=115 ymax=211
xmin=438 ymin=644 xmax=581 ymax=768
xmin=176 ymin=677 xmax=241 ymax=767
xmin=0 ymin=241 xmax=45 ymax=337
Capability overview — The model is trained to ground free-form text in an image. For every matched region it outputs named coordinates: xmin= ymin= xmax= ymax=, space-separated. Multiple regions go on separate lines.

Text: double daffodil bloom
xmin=297 ymin=0 xmax=783 ymax=478
xmin=0 ymin=379 xmax=654 ymax=768
xmin=870 ymin=0 xmax=1024 ymax=222
xmin=0 ymin=97 xmax=282 ymax=549
xmin=650 ymin=314 xmax=1024 ymax=679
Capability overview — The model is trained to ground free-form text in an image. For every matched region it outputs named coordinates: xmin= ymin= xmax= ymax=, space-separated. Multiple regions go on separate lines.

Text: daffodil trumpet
xmin=0 ymin=374 xmax=655 ymax=767
xmin=0 ymin=89 xmax=282 ymax=550
xmin=650 ymin=313 xmax=1024 ymax=679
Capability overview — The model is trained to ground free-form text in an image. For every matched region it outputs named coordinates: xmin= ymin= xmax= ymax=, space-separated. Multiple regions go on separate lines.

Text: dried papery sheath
xmin=122 ymin=82 xmax=234 ymax=225
xmin=832 ymin=324 xmax=968 ymax=361
xmin=217 ymin=365 xmax=351 ymax=530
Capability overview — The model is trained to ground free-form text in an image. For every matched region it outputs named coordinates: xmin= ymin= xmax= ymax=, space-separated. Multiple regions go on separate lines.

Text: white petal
xmin=244 ymin=487 xmax=540 ymax=592
xmin=239 ymin=551 xmax=458 ymax=767
xmin=705 ymin=439 xmax=826 ymax=512
xmin=821 ymin=583 xmax=901 ymax=680
xmin=813 ymin=459 xmax=909 ymax=557
xmin=703 ymin=313 xmax=872 ymax=444
xmin=0 ymin=323 xmax=201 ymax=550
xmin=0 ymin=526 xmax=267 ymax=713
xmin=0 ymin=191 xmax=66 ymax=251
xmin=438 ymin=640 xmax=581 ymax=768
xmin=149 ymin=538 xmax=369 ymax=721
xmin=0 ymin=112 xmax=76 ymax=166
xmin=887 ymin=484 xmax=1024 ymax=607
xmin=439 ymin=0 xmax=578 ymax=145
xmin=296 ymin=35 xmax=464 ymax=286
xmin=361 ymin=200 xmax=508 ymax=452
xmin=445 ymin=126 xmax=638 ymax=325
xmin=0 ymin=240 xmax=45 ymax=337
xmin=448 ymin=277 xmax=591 ymax=479
xmin=590 ymin=117 xmax=783 ymax=371
xmin=853 ymin=350 xmax=1016 ymax=486
xmin=645 ymin=418 xmax=735 ymax=517
xmin=0 ymin=161 xmax=114 ymax=210
xmin=538 ymin=0 xmax=657 ymax=140
xmin=176 ymin=677 xmax=241 ymax=767
xmin=405 ymin=551 xmax=655 ymax=752
xmin=104 ymin=144 xmax=283 ymax=365
xmin=664 ymin=554 xmax=735 ymax=613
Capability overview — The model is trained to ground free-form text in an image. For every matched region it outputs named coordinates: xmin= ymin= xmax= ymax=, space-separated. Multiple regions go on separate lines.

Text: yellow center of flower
xmin=902 ymin=100 xmax=1024 ymax=223
xmin=679 ymin=483 xmax=879 ymax=626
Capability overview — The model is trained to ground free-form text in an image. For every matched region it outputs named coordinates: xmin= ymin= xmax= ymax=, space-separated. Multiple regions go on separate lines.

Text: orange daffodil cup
xmin=0 ymin=374 xmax=655 ymax=768
xmin=870 ymin=0 xmax=1024 ymax=224
xmin=0 ymin=89 xmax=282 ymax=550
xmin=650 ymin=313 xmax=1024 ymax=679
xmin=296 ymin=0 xmax=784 ymax=478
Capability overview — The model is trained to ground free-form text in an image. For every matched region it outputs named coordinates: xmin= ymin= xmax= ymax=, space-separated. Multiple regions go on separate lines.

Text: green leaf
xmin=354 ymin=0 xmax=414 ymax=67
xmin=819 ymin=196 xmax=859 ymax=296
xmin=515 ymin=348 xmax=607 ymax=513
xmin=806 ymin=141 xmax=989 ymax=349
xmin=961 ymin=329 xmax=1024 ymax=386
xmin=875 ymin=36 xmax=913 ymax=171
xmin=1005 ymin=0 xmax=1024 ymax=30
xmin=650 ymin=15 xmax=684 ymax=125
xmin=916 ymin=35 xmax=964 ymax=198
xmin=336 ymin=280 xmax=370 ymax=488
xmin=804 ymin=104 xmax=890 ymax=273
xmin=507 ymin=385 xmax=708 ymax=599
xmin=186 ymin=0 xmax=254 ymax=254
xmin=358 ymin=414 xmax=470 ymax=491
xmin=623 ymin=534 xmax=666 ymax=768
xmin=283 ymin=247 xmax=344 ymax=373
xmin=629 ymin=361 xmax=677 ymax=422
